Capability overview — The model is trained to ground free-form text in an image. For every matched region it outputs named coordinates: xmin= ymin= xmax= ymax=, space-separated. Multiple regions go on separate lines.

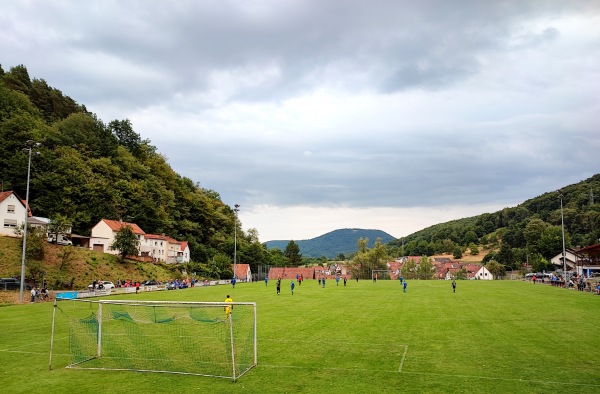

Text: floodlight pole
xmin=558 ymin=191 xmax=567 ymax=285
xmin=19 ymin=140 xmax=40 ymax=303
xmin=233 ymin=204 xmax=240 ymax=280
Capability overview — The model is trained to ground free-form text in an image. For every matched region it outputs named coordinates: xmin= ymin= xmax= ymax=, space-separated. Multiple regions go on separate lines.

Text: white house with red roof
xmin=89 ymin=219 xmax=146 ymax=255
xmin=0 ymin=191 xmax=29 ymax=237
xmin=136 ymin=233 xmax=191 ymax=263
xmin=180 ymin=241 xmax=190 ymax=263
xmin=474 ymin=265 xmax=493 ymax=280
xmin=232 ymin=263 xmax=252 ymax=281
xmin=141 ymin=233 xmax=168 ymax=261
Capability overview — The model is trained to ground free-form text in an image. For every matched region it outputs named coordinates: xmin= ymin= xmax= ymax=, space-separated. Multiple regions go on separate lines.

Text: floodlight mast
xmin=233 ymin=204 xmax=240 ymax=280
xmin=558 ymin=191 xmax=567 ymax=282
xmin=19 ymin=141 xmax=40 ymax=303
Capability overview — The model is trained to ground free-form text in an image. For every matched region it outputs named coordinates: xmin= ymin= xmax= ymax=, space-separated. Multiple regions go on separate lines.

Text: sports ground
xmin=1 ymin=279 xmax=598 ymax=393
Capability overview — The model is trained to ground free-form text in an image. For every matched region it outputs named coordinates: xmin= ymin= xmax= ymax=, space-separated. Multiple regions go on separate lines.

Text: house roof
xmin=0 ymin=191 xmax=14 ymax=204
xmin=180 ymin=241 xmax=189 ymax=251
xmin=144 ymin=234 xmax=167 ymax=240
xmin=0 ymin=190 xmax=31 ymax=216
xmin=269 ymin=267 xmax=316 ymax=280
xmin=102 ymin=219 xmax=145 ymax=235
xmin=233 ymin=263 xmax=251 ymax=279
xmin=578 ymin=243 xmax=600 ymax=253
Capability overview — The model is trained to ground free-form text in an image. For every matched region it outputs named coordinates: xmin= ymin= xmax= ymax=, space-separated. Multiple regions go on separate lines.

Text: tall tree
xmin=284 ymin=240 xmax=302 ymax=266
xmin=110 ymin=225 xmax=140 ymax=261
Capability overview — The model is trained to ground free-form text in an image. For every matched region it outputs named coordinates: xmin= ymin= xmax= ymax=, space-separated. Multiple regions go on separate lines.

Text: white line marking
xmin=398 ymin=345 xmax=408 ymax=372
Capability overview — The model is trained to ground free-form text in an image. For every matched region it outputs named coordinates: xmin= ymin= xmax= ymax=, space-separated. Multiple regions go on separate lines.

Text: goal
xmin=371 ymin=269 xmax=392 ymax=280
xmin=50 ymin=299 xmax=257 ymax=381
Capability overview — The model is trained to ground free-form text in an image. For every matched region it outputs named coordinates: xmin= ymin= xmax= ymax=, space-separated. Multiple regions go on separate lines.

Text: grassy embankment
xmin=0 ymin=236 xmax=178 ymax=303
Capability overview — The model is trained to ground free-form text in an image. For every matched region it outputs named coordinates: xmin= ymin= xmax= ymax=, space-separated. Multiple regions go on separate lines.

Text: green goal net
xmin=50 ymin=299 xmax=257 ymax=381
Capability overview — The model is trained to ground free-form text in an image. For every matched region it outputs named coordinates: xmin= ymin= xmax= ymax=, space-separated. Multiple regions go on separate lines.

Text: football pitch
xmin=1 ymin=279 xmax=599 ymax=393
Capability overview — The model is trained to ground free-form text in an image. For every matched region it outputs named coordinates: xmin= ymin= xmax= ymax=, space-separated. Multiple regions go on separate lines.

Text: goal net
xmin=371 ymin=269 xmax=392 ymax=280
xmin=50 ymin=299 xmax=257 ymax=381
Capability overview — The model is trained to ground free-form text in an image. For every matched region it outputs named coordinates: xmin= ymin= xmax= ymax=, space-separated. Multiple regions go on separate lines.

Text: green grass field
xmin=1 ymin=279 xmax=599 ymax=393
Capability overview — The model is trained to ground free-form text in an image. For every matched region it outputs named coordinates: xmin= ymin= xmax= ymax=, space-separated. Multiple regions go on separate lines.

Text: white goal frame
xmin=371 ymin=269 xmax=391 ymax=280
xmin=50 ymin=299 xmax=257 ymax=381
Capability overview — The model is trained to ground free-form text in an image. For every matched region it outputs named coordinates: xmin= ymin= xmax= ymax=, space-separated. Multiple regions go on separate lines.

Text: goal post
xmin=50 ymin=299 xmax=257 ymax=381
xmin=371 ymin=269 xmax=391 ymax=280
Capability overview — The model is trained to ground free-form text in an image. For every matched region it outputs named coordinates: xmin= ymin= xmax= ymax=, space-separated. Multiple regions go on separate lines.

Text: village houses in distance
xmin=3 ymin=189 xmax=600 ymax=280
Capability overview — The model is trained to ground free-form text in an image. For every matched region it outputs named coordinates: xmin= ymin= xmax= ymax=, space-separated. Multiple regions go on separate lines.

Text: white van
xmin=47 ymin=233 xmax=73 ymax=246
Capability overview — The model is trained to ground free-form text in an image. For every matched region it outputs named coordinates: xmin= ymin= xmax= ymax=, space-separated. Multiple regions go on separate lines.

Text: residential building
xmin=89 ymin=219 xmax=146 ymax=255
xmin=140 ymin=234 xmax=188 ymax=263
xmin=233 ymin=263 xmax=252 ymax=282
xmin=0 ymin=191 xmax=28 ymax=237
xmin=180 ymin=241 xmax=190 ymax=263
xmin=474 ymin=265 xmax=493 ymax=280
xmin=549 ymin=248 xmax=581 ymax=271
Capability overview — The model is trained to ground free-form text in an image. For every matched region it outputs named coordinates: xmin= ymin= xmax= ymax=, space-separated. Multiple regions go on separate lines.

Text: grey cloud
xmin=2 ymin=0 xmax=598 ymax=231
xmin=5 ymin=0 xmax=587 ymax=111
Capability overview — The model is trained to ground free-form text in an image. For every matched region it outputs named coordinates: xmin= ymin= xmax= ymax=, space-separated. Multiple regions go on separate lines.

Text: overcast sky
xmin=2 ymin=1 xmax=599 ymax=242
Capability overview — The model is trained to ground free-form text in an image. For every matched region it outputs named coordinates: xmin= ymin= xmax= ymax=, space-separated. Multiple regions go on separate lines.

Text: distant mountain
xmin=265 ymin=228 xmax=396 ymax=258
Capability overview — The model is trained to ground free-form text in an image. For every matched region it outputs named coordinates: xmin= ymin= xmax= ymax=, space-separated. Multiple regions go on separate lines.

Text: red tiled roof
xmin=144 ymin=234 xmax=166 ymax=240
xmin=0 ymin=191 xmax=31 ymax=216
xmin=269 ymin=267 xmax=316 ymax=280
xmin=180 ymin=241 xmax=189 ymax=251
xmin=0 ymin=191 xmax=13 ymax=204
xmin=102 ymin=219 xmax=145 ymax=235
xmin=233 ymin=263 xmax=251 ymax=279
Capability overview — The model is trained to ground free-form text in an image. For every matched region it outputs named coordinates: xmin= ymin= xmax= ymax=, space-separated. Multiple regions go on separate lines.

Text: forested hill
xmin=265 ymin=228 xmax=396 ymax=259
xmin=0 ymin=63 xmax=241 ymax=264
xmin=387 ymin=174 xmax=600 ymax=270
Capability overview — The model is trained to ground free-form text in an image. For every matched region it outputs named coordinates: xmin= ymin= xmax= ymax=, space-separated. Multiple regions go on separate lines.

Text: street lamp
xmin=558 ymin=191 xmax=567 ymax=285
xmin=19 ymin=140 xmax=40 ymax=303
xmin=233 ymin=204 xmax=240 ymax=280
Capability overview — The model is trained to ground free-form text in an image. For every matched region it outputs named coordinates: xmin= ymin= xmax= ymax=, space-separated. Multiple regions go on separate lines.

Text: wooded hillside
xmin=388 ymin=174 xmax=600 ymax=271
xmin=0 ymin=64 xmax=248 ymax=266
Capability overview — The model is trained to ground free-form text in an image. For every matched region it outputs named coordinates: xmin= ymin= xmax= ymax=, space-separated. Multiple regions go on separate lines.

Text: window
xmin=7 ymin=205 xmax=15 ymax=214
xmin=3 ymin=219 xmax=18 ymax=228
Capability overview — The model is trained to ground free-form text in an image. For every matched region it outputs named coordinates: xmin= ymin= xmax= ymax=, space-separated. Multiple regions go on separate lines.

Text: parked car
xmin=141 ymin=280 xmax=158 ymax=286
xmin=88 ymin=281 xmax=115 ymax=291
xmin=0 ymin=278 xmax=21 ymax=290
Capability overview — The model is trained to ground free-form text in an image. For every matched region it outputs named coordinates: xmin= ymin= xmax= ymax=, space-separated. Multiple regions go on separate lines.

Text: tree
xmin=284 ymin=240 xmax=302 ymax=266
xmin=453 ymin=246 xmax=463 ymax=259
xmin=401 ymin=258 xmax=417 ymax=280
xmin=58 ymin=246 xmax=75 ymax=270
xmin=268 ymin=248 xmax=288 ymax=267
xmin=110 ymin=225 xmax=139 ymax=261
xmin=524 ymin=218 xmax=549 ymax=253
xmin=417 ymin=255 xmax=434 ymax=279
xmin=469 ymin=243 xmax=479 ymax=255
xmin=463 ymin=230 xmax=478 ymax=245
xmin=538 ymin=225 xmax=570 ymax=259
xmin=48 ymin=213 xmax=72 ymax=245
xmin=486 ymin=260 xmax=506 ymax=279
xmin=109 ymin=119 xmax=142 ymax=156
xmin=213 ymin=253 xmax=232 ymax=279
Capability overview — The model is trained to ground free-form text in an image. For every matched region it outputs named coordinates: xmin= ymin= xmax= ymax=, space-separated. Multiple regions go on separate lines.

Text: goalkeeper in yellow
xmin=224 ymin=295 xmax=233 ymax=318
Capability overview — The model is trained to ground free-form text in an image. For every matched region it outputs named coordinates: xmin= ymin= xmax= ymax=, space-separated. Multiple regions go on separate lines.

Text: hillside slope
xmin=0 ymin=236 xmax=179 ymax=297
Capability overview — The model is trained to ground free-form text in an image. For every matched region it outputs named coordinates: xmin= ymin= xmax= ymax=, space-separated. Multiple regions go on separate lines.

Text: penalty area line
xmin=398 ymin=345 xmax=408 ymax=372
